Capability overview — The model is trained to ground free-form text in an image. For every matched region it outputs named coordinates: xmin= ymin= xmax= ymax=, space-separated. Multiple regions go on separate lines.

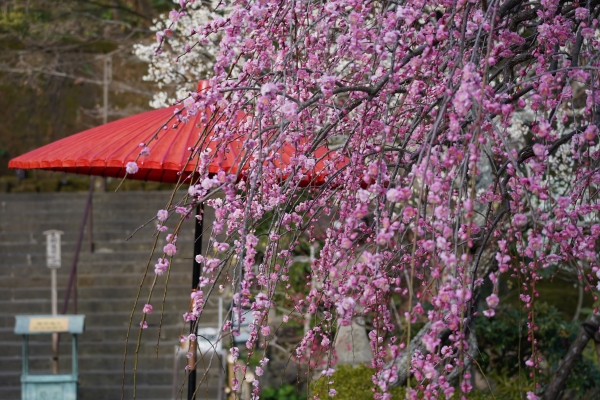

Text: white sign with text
xmin=43 ymin=230 xmax=63 ymax=268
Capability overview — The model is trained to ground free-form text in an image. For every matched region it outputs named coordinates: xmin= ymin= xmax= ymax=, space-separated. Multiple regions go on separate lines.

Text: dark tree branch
xmin=542 ymin=313 xmax=600 ymax=400
xmin=499 ymin=0 xmax=525 ymax=17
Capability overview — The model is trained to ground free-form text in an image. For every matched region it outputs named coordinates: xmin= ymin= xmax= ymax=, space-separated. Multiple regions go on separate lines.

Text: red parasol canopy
xmin=9 ymin=84 xmax=345 ymax=186
xmin=8 ymin=106 xmax=244 ymax=184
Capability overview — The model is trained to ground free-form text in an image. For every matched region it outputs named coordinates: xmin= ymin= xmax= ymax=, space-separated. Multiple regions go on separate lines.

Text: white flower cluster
xmin=133 ymin=0 xmax=229 ymax=108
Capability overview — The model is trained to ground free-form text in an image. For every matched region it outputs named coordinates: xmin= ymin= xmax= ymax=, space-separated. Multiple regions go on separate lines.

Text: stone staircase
xmin=0 ymin=191 xmax=224 ymax=400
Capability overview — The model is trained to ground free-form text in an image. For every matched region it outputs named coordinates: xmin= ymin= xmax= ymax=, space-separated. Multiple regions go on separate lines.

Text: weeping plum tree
xmin=130 ymin=0 xmax=600 ymax=398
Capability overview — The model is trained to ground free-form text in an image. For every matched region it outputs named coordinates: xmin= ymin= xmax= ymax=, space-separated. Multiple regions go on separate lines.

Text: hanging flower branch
xmin=132 ymin=0 xmax=600 ymax=399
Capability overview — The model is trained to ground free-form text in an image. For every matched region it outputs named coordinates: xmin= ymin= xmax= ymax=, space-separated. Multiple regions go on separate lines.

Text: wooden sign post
xmin=43 ymin=230 xmax=63 ymax=374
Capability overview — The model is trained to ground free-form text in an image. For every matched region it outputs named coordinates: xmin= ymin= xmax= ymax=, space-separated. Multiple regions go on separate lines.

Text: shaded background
xmin=0 ymin=0 xmax=174 ymax=186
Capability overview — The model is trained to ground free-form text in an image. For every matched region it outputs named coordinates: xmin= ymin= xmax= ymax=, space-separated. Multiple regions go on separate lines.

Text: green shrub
xmin=0 ymin=176 xmax=18 ymax=192
xmin=10 ymin=178 xmax=39 ymax=192
xmin=311 ymin=364 xmax=405 ymax=399
xmin=477 ymin=302 xmax=600 ymax=397
xmin=262 ymin=383 xmax=305 ymax=400
xmin=58 ymin=177 xmax=90 ymax=191
xmin=38 ymin=179 xmax=60 ymax=192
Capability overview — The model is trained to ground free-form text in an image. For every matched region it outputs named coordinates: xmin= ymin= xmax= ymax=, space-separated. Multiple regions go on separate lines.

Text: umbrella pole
xmin=188 ymin=203 xmax=203 ymax=400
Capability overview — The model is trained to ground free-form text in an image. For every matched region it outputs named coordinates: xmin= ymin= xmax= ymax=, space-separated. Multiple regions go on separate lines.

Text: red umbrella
xmin=9 ymin=88 xmax=344 ymax=186
xmin=8 ymin=105 xmax=244 ymax=184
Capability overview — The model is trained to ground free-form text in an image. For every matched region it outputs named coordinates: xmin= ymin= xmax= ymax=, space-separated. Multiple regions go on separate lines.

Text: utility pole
xmin=100 ymin=55 xmax=112 ymax=193
xmin=103 ymin=55 xmax=112 ymax=125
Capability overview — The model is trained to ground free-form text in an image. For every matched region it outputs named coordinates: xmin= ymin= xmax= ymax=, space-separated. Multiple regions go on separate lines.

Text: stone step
xmin=82 ymin=386 xmax=219 ymax=400
xmin=0 ymin=370 xmax=220 ymax=400
xmin=0 ymin=238 xmax=203 ymax=263
xmin=0 ymin=204 xmax=189 ymax=218
xmin=2 ymin=253 xmax=200 ymax=270
xmin=0 ymin=200 xmax=206 ymax=222
xmin=0 ymin=196 xmax=208 ymax=212
xmin=0 ymin=190 xmax=182 ymax=204
xmin=0 ymin=352 xmax=221 ymax=373
xmin=0 ymin=363 xmax=221 ymax=384
xmin=0 ymin=220 xmax=197 ymax=236
xmin=0 ymin=204 xmax=174 ymax=217
xmin=0 ymin=236 xmax=200 ymax=258
xmin=0 ymin=284 xmax=194 ymax=301
xmin=0 ymin=270 xmax=194 ymax=288
xmin=0 ymin=386 xmax=217 ymax=400
xmin=0 ymin=231 xmax=161 ymax=246
xmin=0 ymin=211 xmax=173 ymax=220
xmin=0 ymin=295 xmax=199 ymax=314
xmin=0 ymin=347 xmax=224 ymax=381
xmin=0 ymin=338 xmax=186 ymax=356
xmin=0 ymin=241 xmax=197 ymax=258
xmin=0 ymin=203 xmax=191 ymax=217
xmin=0 ymin=198 xmax=196 ymax=222
xmin=0 ymin=386 xmax=220 ymax=400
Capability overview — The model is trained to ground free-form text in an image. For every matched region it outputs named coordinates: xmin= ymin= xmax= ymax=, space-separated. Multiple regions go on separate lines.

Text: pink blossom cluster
xmin=133 ymin=0 xmax=600 ymax=398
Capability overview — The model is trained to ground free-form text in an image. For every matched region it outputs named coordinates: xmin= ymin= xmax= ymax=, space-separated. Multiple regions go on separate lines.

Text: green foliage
xmin=476 ymin=371 xmax=537 ymax=400
xmin=261 ymin=383 xmax=306 ymax=400
xmin=477 ymin=302 xmax=600 ymax=397
xmin=0 ymin=9 xmax=28 ymax=36
xmin=311 ymin=364 xmax=405 ymax=400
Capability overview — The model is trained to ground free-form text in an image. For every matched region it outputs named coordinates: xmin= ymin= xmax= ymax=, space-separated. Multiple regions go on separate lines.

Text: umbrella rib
xmin=101 ymin=110 xmax=174 ymax=166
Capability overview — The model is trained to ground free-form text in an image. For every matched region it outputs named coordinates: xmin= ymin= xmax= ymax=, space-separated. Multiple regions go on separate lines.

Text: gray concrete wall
xmin=0 ymin=191 xmax=221 ymax=400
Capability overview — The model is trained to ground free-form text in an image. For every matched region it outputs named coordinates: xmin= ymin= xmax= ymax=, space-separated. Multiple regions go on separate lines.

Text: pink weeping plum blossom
xmin=486 ymin=294 xmax=499 ymax=309
xmin=154 ymin=258 xmax=169 ymax=276
xmin=163 ymin=243 xmax=177 ymax=257
xmin=131 ymin=0 xmax=600 ymax=398
xmin=157 ymin=209 xmax=168 ymax=222
xmin=527 ymin=392 xmax=540 ymax=400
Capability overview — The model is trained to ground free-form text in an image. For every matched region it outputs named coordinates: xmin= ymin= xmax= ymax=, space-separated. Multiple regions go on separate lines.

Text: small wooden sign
xmin=28 ymin=318 xmax=69 ymax=333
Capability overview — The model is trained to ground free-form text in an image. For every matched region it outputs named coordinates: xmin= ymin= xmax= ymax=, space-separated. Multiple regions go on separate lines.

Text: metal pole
xmin=51 ymin=267 xmax=58 ymax=373
xmin=218 ymin=297 xmax=224 ymax=400
xmin=22 ymin=336 xmax=28 ymax=376
xmin=188 ymin=203 xmax=204 ymax=400
xmin=72 ymin=335 xmax=78 ymax=378
xmin=102 ymin=55 xmax=111 ymax=192
xmin=88 ymin=192 xmax=94 ymax=253
xmin=61 ymin=178 xmax=95 ymax=315
xmin=51 ymin=269 xmax=58 ymax=315
xmin=103 ymin=56 xmax=111 ymax=125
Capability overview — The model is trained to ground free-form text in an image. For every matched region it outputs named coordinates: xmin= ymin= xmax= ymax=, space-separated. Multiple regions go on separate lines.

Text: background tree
xmin=0 ymin=0 xmax=172 ymax=177
xmin=133 ymin=0 xmax=226 ymax=108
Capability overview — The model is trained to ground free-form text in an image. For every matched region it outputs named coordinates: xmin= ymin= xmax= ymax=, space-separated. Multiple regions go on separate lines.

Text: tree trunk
xmin=389 ymin=321 xmax=477 ymax=387
xmin=542 ymin=313 xmax=600 ymax=400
